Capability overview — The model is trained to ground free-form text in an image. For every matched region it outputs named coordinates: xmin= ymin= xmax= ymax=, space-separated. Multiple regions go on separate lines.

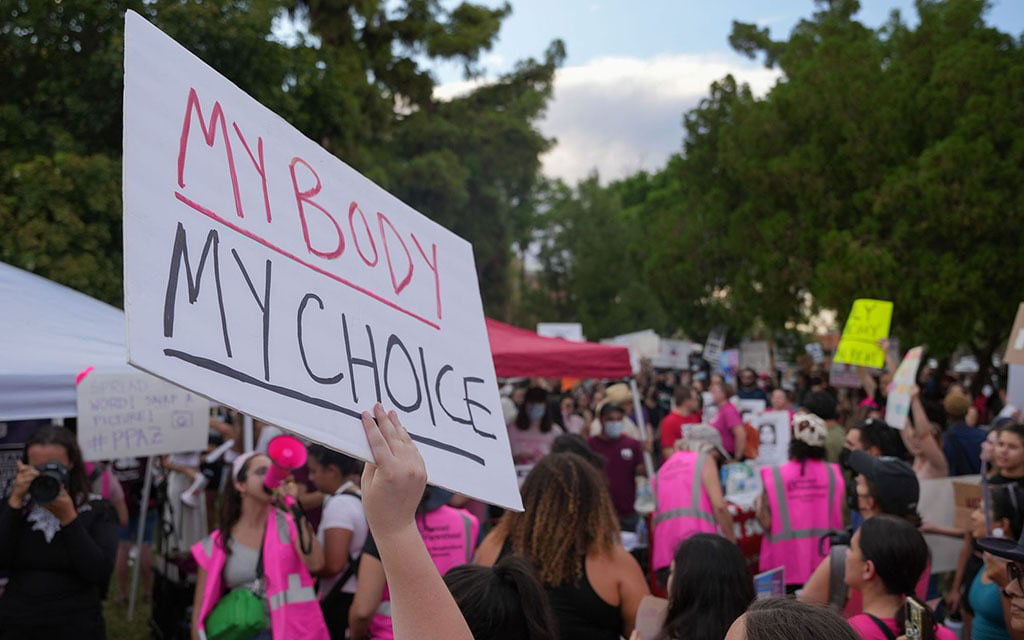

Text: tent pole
xmin=629 ymin=379 xmax=657 ymax=483
xmin=127 ymin=456 xmax=154 ymax=620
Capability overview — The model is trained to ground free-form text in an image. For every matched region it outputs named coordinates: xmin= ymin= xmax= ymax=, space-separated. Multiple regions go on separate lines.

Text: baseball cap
xmin=680 ymin=423 xmax=729 ymax=459
xmin=846 ymin=450 xmax=919 ymax=517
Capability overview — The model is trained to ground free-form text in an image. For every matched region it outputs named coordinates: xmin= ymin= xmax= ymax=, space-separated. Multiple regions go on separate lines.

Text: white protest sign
xmin=884 ymin=346 xmax=924 ymax=430
xmin=804 ymin=342 xmax=825 ymax=365
xmin=651 ymin=339 xmax=697 ymax=370
xmin=737 ymin=399 xmax=767 ymax=424
xmin=602 ymin=329 xmax=660 ymax=372
xmin=76 ymin=371 xmax=209 ymax=461
xmin=739 ymin=340 xmax=772 ymax=374
xmin=536 ymin=322 xmax=584 ymax=342
xmin=703 ymin=326 xmax=727 ymax=370
xmin=122 ymin=12 xmax=521 ymax=509
xmin=753 ymin=410 xmax=791 ymax=468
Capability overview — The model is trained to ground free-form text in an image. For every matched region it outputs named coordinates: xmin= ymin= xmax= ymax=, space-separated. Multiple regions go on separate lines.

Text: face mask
xmin=527 ymin=404 xmax=546 ymax=421
xmin=604 ymin=420 xmax=624 ymax=438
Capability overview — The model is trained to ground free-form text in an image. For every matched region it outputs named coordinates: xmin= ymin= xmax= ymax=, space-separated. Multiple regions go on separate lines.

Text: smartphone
xmin=905 ymin=598 xmax=934 ymax=640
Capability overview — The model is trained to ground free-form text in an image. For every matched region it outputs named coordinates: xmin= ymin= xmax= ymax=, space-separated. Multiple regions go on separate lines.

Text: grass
xmin=104 ymin=581 xmax=153 ymax=640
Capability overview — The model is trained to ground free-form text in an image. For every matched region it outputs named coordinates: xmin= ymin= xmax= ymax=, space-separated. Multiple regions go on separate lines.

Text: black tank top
xmin=499 ymin=541 xmax=621 ymax=640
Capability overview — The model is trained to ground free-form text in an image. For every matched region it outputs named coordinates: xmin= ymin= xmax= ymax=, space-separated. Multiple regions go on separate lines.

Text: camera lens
xmin=29 ymin=474 xmax=62 ymax=504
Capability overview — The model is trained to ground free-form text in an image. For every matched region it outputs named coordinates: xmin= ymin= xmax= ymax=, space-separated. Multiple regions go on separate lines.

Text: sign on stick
xmin=833 ymin=299 xmax=893 ymax=369
xmin=1004 ymin=303 xmax=1024 ymax=366
xmin=884 ymin=346 xmax=924 ymax=430
xmin=77 ymin=371 xmax=209 ymax=461
xmin=122 ymin=12 xmax=521 ymax=509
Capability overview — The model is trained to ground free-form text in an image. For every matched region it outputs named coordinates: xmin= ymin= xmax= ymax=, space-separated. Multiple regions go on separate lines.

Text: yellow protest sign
xmin=833 ymin=299 xmax=893 ymax=368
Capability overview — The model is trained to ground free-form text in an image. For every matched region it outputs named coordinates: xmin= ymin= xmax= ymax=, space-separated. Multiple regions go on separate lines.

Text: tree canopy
xmin=0 ymin=0 xmax=562 ymax=314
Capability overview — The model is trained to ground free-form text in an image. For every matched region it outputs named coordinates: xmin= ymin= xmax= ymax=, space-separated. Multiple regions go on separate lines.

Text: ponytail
xmin=443 ymin=555 xmax=559 ymax=640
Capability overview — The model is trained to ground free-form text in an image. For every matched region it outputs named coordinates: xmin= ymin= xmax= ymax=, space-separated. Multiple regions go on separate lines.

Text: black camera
xmin=29 ymin=461 xmax=70 ymax=504
xmin=818 ymin=527 xmax=853 ymax=557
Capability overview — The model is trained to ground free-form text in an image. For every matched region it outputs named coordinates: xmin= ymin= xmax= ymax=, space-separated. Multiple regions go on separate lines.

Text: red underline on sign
xmin=174 ymin=191 xmax=442 ymax=331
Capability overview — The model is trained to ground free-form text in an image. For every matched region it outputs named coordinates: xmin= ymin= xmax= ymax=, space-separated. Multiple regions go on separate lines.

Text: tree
xmin=630 ymin=0 xmax=1024 ymax=371
xmin=0 ymin=0 xmax=561 ymax=315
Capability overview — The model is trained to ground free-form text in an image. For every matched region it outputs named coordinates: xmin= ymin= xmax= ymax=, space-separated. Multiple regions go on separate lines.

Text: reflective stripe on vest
xmin=268 ymin=573 xmax=318 ymax=611
xmin=376 ymin=601 xmax=393 ymax=617
xmin=200 ymin=535 xmax=214 ymax=559
xmin=652 ymin=453 xmax=716 ymax=527
xmin=275 ymin=509 xmax=291 ymax=545
xmin=459 ymin=513 xmax=473 ymax=563
xmin=766 ymin=464 xmax=837 ymax=542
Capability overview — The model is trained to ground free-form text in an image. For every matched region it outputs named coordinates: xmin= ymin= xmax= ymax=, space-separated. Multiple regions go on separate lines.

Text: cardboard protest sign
xmin=77 ymin=371 xmax=209 ymax=461
xmin=121 ymin=12 xmax=521 ymax=509
xmin=1004 ymin=303 xmax=1024 ymax=366
xmin=739 ymin=340 xmax=772 ymax=375
xmin=753 ymin=410 xmax=791 ymax=468
xmin=833 ymin=299 xmax=893 ymax=368
xmin=953 ymin=478 xmax=983 ymax=532
xmin=884 ymin=346 xmax=924 ymax=430
xmin=536 ymin=322 xmax=584 ymax=342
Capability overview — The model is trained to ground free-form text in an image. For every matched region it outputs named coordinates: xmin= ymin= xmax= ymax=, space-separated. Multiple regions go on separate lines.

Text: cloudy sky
xmin=430 ymin=0 xmax=1024 ymax=184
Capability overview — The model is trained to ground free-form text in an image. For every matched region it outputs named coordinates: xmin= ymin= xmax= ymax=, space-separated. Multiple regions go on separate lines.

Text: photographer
xmin=0 ymin=425 xmax=118 ymax=639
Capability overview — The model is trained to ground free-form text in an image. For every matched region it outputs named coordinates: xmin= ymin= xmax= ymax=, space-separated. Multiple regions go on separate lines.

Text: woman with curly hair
xmin=474 ymin=452 xmax=649 ymax=639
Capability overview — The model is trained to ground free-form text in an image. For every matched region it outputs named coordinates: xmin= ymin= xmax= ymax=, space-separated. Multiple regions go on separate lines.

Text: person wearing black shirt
xmin=0 ymin=425 xmax=118 ymax=639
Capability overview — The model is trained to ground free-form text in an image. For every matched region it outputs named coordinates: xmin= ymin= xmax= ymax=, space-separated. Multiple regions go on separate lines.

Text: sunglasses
xmin=1008 ymin=561 xmax=1024 ymax=595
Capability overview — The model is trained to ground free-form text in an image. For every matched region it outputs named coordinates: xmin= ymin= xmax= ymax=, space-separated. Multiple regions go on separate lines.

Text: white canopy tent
xmin=0 ymin=261 xmax=129 ymax=420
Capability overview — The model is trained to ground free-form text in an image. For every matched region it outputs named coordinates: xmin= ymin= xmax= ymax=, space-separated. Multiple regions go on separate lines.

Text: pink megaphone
xmin=264 ymin=435 xmax=307 ymax=501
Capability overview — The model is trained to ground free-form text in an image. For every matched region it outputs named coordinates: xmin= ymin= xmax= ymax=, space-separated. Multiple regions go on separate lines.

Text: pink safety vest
xmin=191 ymin=508 xmax=329 ymax=640
xmin=759 ymin=460 xmax=844 ymax=585
xmin=652 ymin=450 xmax=718 ymax=571
xmin=368 ymin=506 xmax=480 ymax=640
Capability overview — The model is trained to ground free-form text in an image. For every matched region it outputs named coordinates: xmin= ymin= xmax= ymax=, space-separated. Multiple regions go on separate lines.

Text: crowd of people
xmin=2 ymin=348 xmax=1024 ymax=640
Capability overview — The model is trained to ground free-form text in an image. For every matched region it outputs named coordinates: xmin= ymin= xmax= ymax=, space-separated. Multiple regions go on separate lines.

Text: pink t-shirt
xmin=844 ymin=559 xmax=930 ymax=618
xmin=848 ymin=614 xmax=956 ymax=640
xmin=711 ymin=402 xmax=742 ymax=455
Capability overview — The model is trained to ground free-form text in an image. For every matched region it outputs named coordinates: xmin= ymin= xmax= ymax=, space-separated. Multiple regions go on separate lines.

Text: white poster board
xmin=703 ymin=326 xmax=727 ymax=369
xmin=804 ymin=342 xmax=825 ymax=365
xmin=1008 ymin=364 xmax=1024 ymax=411
xmin=602 ymin=329 xmax=660 ymax=372
xmin=536 ymin=322 xmax=584 ymax=342
xmin=918 ymin=475 xmax=981 ymax=573
xmin=884 ymin=346 xmax=924 ymax=429
xmin=76 ymin=371 xmax=209 ymax=461
xmin=651 ymin=339 xmax=697 ymax=370
xmin=739 ymin=340 xmax=772 ymax=375
xmin=753 ymin=410 xmax=791 ymax=468
xmin=121 ymin=12 xmax=521 ymax=509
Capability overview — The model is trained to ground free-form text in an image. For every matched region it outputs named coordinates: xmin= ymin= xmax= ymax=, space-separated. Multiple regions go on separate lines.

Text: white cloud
xmin=435 ymin=52 xmax=780 ymax=184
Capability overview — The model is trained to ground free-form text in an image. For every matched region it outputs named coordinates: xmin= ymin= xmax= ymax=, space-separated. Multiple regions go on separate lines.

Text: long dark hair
xmin=218 ymin=454 xmax=263 ymax=554
xmin=990 ymin=484 xmax=1024 ymax=540
xmin=444 ymin=555 xmax=560 ymax=640
xmin=858 ymin=515 xmax=937 ymax=636
xmin=307 ymin=444 xmax=362 ymax=477
xmin=21 ymin=425 xmax=90 ymax=507
xmin=658 ymin=534 xmax=754 ymax=640
xmin=743 ymin=598 xmax=860 ymax=640
xmin=788 ymin=440 xmax=826 ymax=464
xmin=515 ymin=387 xmax=555 ymax=433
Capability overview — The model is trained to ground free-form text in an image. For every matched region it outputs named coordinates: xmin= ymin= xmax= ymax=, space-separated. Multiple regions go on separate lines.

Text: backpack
xmin=828 ymin=544 xmax=849 ymax=610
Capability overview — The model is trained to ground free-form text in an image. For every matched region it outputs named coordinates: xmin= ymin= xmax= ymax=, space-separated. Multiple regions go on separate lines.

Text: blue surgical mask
xmin=527 ymin=404 xmax=546 ymax=421
xmin=604 ymin=420 xmax=624 ymax=438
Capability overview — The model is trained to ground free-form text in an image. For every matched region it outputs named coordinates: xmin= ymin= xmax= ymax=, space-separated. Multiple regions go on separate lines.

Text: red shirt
xmin=659 ymin=412 xmax=701 ymax=450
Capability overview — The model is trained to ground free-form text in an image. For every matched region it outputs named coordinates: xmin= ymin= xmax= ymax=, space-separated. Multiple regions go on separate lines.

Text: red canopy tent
xmin=485 ymin=318 xmax=632 ymax=379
